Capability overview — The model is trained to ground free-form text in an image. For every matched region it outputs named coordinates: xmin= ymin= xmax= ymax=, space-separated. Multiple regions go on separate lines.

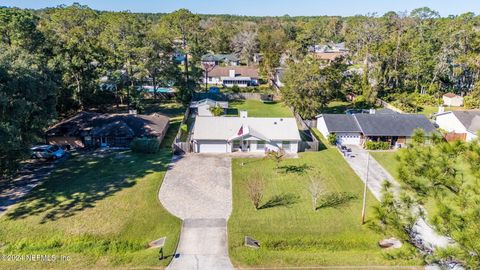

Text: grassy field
xmin=0 ymin=103 xmax=183 ymax=269
xmin=417 ymin=105 xmax=465 ymax=116
xmin=228 ymin=99 xmax=293 ymax=117
xmin=229 ymin=149 xmax=422 ymax=267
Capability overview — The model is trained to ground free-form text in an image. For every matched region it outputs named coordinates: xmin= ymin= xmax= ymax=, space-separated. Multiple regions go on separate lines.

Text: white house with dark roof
xmin=203 ymin=66 xmax=259 ymax=87
xmin=316 ymin=113 xmax=436 ymax=147
xmin=191 ymin=111 xmax=301 ymax=153
xmin=435 ymin=111 xmax=480 ymax=142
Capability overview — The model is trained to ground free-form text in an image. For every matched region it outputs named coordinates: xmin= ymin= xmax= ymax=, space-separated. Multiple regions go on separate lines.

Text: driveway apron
xmin=159 ymin=154 xmax=234 ymax=270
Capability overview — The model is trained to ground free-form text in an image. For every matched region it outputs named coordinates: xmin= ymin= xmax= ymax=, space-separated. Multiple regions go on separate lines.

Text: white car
xmin=31 ymin=145 xmax=66 ymax=160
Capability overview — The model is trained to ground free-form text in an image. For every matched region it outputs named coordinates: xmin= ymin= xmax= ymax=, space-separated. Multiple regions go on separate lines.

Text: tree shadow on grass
xmin=6 ymin=150 xmax=171 ymax=223
xmin=278 ymin=164 xmax=312 ymax=175
xmin=316 ymin=192 xmax=358 ymax=210
xmin=258 ymin=193 xmax=300 ymax=210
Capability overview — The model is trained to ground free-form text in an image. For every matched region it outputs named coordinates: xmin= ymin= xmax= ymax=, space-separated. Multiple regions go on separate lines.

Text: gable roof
xmin=207 ymin=66 xmax=259 ymax=78
xmin=201 ymin=53 xmax=239 ymax=62
xmin=317 ymin=113 xmax=436 ymax=136
xmin=318 ymin=114 xmax=361 ymax=133
xmin=192 ymin=116 xmax=301 ymax=141
xmin=451 ymin=111 xmax=480 ymax=133
xmin=443 ymin=92 xmax=461 ymax=99
xmin=354 ymin=114 xmax=436 ymax=136
xmin=46 ymin=112 xmax=169 ymax=138
xmin=190 ymin=99 xmax=229 ymax=109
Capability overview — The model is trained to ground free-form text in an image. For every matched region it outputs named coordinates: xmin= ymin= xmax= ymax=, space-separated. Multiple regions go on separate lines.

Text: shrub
xmin=353 ymin=95 xmax=368 ymax=108
xmin=364 ymin=141 xmax=390 ymax=150
xmin=231 ymin=84 xmax=241 ymax=93
xmin=209 ymin=105 xmax=224 ymax=116
xmin=464 ymin=95 xmax=480 ymax=109
xmin=327 ymin=133 xmax=337 ymax=145
xmin=130 ymin=138 xmax=160 ymax=153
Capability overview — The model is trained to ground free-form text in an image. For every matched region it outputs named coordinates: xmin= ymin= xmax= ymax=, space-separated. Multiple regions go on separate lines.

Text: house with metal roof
xmin=435 ymin=110 xmax=480 ymax=142
xmin=201 ymin=53 xmax=240 ymax=66
xmin=191 ymin=111 xmax=301 ymax=153
xmin=316 ymin=113 xmax=436 ymax=147
xmin=189 ymin=99 xmax=229 ymax=117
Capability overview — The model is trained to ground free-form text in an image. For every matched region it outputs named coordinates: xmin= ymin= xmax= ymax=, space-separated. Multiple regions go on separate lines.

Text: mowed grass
xmin=417 ymin=105 xmax=465 ymax=116
xmin=228 ymin=99 xmax=293 ymax=117
xmin=229 ymin=150 xmax=422 ymax=267
xmin=0 ymin=106 xmax=183 ymax=269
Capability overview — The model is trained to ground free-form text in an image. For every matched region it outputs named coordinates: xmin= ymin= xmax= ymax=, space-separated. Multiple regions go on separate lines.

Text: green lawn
xmin=228 ymin=99 xmax=293 ymax=117
xmin=417 ymin=105 xmax=465 ymax=116
xmin=229 ymin=150 xmax=422 ymax=268
xmin=370 ymin=151 xmax=400 ymax=180
xmin=0 ymin=106 xmax=183 ymax=269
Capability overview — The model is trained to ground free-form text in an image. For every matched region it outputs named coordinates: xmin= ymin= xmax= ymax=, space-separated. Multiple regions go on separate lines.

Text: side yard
xmin=0 ymin=103 xmax=184 ymax=269
xmin=227 ymin=99 xmax=292 ymax=117
xmin=228 ymin=149 xmax=422 ymax=267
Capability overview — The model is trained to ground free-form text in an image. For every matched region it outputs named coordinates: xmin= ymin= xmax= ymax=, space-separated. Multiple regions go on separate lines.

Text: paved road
xmin=0 ymin=160 xmax=60 ymax=216
xmin=343 ymin=146 xmax=453 ymax=250
xmin=159 ymin=154 xmax=234 ymax=270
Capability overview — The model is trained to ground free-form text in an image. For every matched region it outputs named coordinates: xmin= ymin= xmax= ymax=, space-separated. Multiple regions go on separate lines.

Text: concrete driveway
xmin=159 ymin=154 xmax=233 ymax=270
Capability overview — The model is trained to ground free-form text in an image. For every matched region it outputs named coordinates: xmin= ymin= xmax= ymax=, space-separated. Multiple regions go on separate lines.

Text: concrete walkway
xmin=159 ymin=154 xmax=234 ymax=270
xmin=343 ymin=146 xmax=453 ymax=250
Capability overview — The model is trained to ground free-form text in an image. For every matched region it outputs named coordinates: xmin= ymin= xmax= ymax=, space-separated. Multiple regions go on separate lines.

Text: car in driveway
xmin=31 ymin=145 xmax=66 ymax=160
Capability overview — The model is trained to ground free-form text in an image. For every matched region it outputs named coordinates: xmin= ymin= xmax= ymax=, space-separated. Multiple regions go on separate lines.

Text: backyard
xmin=0 ymin=103 xmax=183 ymax=269
xmin=227 ymin=99 xmax=293 ymax=117
xmin=228 ymin=149 xmax=422 ymax=267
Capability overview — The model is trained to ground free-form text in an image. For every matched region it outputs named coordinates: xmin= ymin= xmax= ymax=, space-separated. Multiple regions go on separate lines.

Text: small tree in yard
xmin=308 ymin=176 xmax=325 ymax=211
xmin=209 ymin=105 xmax=224 ymax=116
xmin=246 ymin=177 xmax=265 ymax=210
xmin=266 ymin=148 xmax=285 ymax=168
xmin=327 ymin=133 xmax=337 ymax=145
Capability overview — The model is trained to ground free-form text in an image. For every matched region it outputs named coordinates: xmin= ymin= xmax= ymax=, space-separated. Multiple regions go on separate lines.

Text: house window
xmin=257 ymin=140 xmax=265 ymax=150
xmin=282 ymin=141 xmax=291 ymax=150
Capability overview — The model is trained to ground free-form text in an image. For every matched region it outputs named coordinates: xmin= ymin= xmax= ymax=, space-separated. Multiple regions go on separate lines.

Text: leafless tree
xmin=308 ymin=176 xmax=325 ymax=211
xmin=231 ymin=30 xmax=258 ymax=65
xmin=246 ymin=177 xmax=265 ymax=210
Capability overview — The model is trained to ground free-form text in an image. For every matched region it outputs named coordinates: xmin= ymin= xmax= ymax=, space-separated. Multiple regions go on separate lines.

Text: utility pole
xmin=361 ymin=152 xmax=370 ymax=225
xmin=202 ymin=62 xmax=216 ymax=92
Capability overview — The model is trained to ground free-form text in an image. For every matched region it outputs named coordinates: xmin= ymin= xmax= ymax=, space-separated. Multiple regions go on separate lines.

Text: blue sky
xmin=4 ymin=0 xmax=480 ymax=17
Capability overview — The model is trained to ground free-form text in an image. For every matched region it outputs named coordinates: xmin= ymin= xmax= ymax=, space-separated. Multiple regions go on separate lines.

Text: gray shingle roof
xmin=319 ymin=113 xmax=436 ymax=136
xmin=354 ymin=114 xmax=436 ymax=136
xmin=452 ymin=111 xmax=480 ymax=133
xmin=320 ymin=114 xmax=361 ymax=133
xmin=201 ymin=53 xmax=239 ymax=62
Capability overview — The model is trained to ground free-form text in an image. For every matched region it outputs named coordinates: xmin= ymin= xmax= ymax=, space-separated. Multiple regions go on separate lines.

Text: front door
xmin=241 ymin=140 xmax=250 ymax=152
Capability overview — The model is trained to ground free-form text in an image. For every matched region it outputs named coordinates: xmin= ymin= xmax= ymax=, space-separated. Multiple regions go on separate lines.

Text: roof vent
xmin=240 ymin=110 xmax=248 ymax=118
xmin=280 ymin=118 xmax=284 ymax=121
xmin=274 ymin=121 xmax=277 ymax=125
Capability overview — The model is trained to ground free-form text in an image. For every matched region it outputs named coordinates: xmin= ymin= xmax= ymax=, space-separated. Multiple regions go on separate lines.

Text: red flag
xmin=237 ymin=125 xmax=243 ymax=136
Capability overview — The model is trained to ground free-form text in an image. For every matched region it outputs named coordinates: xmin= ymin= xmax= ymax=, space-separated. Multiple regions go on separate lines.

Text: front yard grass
xmin=0 ymin=106 xmax=183 ymax=269
xmin=228 ymin=99 xmax=292 ymax=117
xmin=229 ymin=150 xmax=422 ymax=267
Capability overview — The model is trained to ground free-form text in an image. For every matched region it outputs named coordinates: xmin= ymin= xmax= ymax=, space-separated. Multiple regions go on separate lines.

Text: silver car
xmin=31 ymin=145 xmax=66 ymax=160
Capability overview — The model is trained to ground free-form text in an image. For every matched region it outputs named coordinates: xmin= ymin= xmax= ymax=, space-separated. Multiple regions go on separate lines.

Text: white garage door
xmin=198 ymin=142 xmax=228 ymax=153
xmin=336 ymin=133 xmax=361 ymax=145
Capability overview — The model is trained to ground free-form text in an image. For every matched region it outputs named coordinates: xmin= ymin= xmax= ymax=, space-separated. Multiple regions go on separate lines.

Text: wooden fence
xmin=292 ymin=109 xmax=319 ymax=152
xmin=444 ymin=132 xmax=467 ymax=142
xmin=192 ymin=92 xmax=279 ymax=102
xmin=172 ymin=107 xmax=192 ymax=155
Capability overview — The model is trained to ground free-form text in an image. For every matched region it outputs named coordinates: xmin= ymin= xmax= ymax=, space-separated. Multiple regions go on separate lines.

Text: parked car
xmin=31 ymin=145 xmax=66 ymax=160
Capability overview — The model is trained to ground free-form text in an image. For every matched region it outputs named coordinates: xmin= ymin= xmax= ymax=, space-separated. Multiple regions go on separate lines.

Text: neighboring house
xmin=46 ymin=112 xmax=170 ymax=148
xmin=253 ymin=53 xmax=263 ymax=64
xmin=190 ymin=99 xmax=229 ymax=116
xmin=309 ymin=42 xmax=349 ymax=63
xmin=435 ymin=111 xmax=480 ymax=142
xmin=204 ymin=66 xmax=259 ymax=87
xmin=274 ymin=67 xmax=285 ymax=87
xmin=316 ymin=113 xmax=436 ymax=147
xmin=201 ymin=53 xmax=240 ymax=66
xmin=443 ymin=93 xmax=464 ymax=107
xmin=191 ymin=111 xmax=301 ymax=153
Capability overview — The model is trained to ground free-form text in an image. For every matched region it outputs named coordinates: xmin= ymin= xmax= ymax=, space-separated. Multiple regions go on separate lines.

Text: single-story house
xmin=201 ymin=53 xmax=240 ymax=66
xmin=309 ymin=42 xmax=349 ymax=63
xmin=435 ymin=111 xmax=480 ymax=142
xmin=316 ymin=113 xmax=436 ymax=147
xmin=46 ymin=112 xmax=170 ymax=148
xmin=443 ymin=93 xmax=464 ymax=107
xmin=204 ymin=66 xmax=259 ymax=87
xmin=191 ymin=111 xmax=301 ymax=153
xmin=190 ymin=99 xmax=229 ymax=116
